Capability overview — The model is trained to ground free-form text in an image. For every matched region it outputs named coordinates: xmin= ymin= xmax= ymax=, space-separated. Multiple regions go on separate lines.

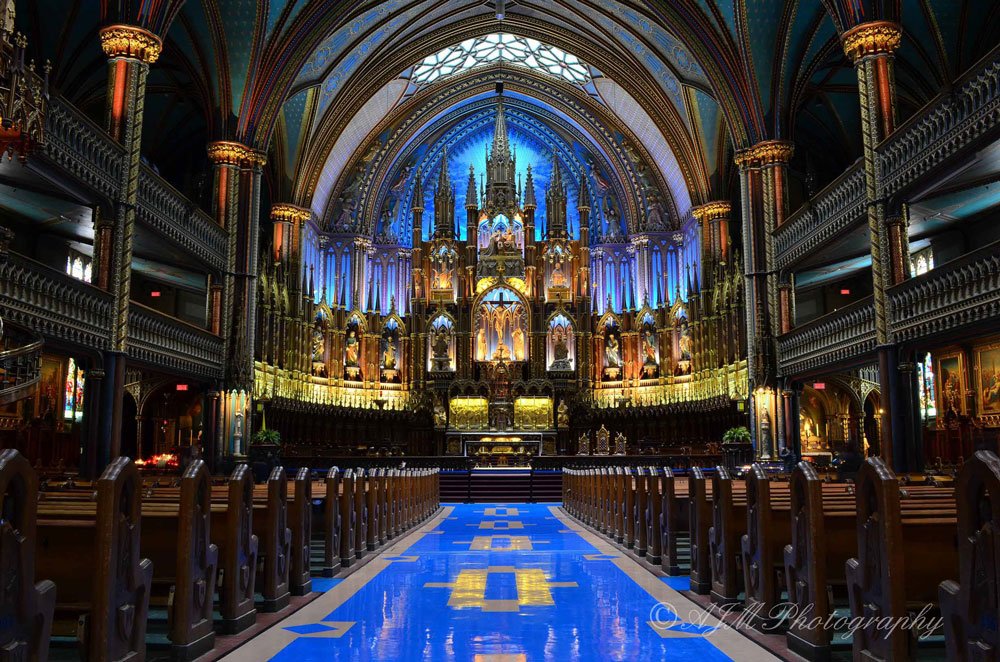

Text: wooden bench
xmin=36 ymin=456 xmax=154 ymax=661
xmin=0 ymin=448 xmax=56 ymax=660
xmin=252 ymin=467 xmax=292 ymax=613
xmin=741 ymin=463 xmax=791 ymax=630
xmin=662 ymin=470 xmax=691 ymax=576
xmin=845 ymin=456 xmax=958 ymax=660
xmin=708 ymin=466 xmax=747 ymax=606
xmin=689 ymin=467 xmax=713 ymax=593
xmin=939 ymin=449 xmax=1000 ymax=660
xmin=288 ymin=467 xmax=312 ymax=596
xmin=212 ymin=465 xmax=258 ymax=633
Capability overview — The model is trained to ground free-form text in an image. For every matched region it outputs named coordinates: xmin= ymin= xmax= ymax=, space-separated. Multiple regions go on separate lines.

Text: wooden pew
xmin=647 ymin=468 xmax=663 ymax=565
xmin=141 ymin=460 xmax=219 ymax=660
xmin=214 ymin=464 xmax=258 ymax=633
xmin=255 ymin=467 xmax=292 ymax=612
xmin=939 ymin=450 xmax=1000 ymax=660
xmin=315 ymin=467 xmax=342 ymax=577
xmin=689 ymin=467 xmax=712 ymax=593
xmin=662 ymin=469 xmax=691 ymax=576
xmin=741 ymin=463 xmax=791 ymax=630
xmin=288 ymin=467 xmax=312 ymax=596
xmin=340 ymin=469 xmax=357 ymax=567
xmin=634 ymin=467 xmax=649 ymax=557
xmin=845 ymin=456 xmax=958 ymax=661
xmin=709 ymin=466 xmax=747 ymax=606
xmin=354 ymin=469 xmax=367 ymax=559
xmin=36 ymin=456 xmax=154 ymax=661
xmin=784 ymin=461 xmax=843 ymax=660
xmin=623 ymin=467 xmax=636 ymax=549
xmin=366 ymin=469 xmax=380 ymax=552
xmin=0 ymin=448 xmax=56 ymax=660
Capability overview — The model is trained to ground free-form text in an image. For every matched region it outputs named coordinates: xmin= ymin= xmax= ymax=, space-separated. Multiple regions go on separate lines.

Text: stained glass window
xmin=909 ymin=247 xmax=934 ymax=277
xmin=63 ymin=358 xmax=85 ymax=421
xmin=917 ymin=352 xmax=936 ymax=421
xmin=66 ymin=252 xmax=92 ymax=283
xmin=411 ymin=34 xmax=591 ymax=87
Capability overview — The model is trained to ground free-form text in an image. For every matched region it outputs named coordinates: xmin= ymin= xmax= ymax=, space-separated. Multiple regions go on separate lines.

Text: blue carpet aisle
xmin=223 ymin=504 xmax=777 ymax=661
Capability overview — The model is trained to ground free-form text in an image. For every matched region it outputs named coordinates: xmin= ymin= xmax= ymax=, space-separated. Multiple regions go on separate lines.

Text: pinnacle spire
xmin=437 ymin=147 xmax=450 ymax=193
xmin=491 ymin=96 xmax=510 ymax=161
xmin=466 ymin=164 xmax=478 ymax=208
xmin=523 ymin=164 xmax=536 ymax=208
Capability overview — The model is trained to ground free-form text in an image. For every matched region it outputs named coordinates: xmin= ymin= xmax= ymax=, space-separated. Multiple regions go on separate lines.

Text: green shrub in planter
xmin=722 ymin=426 xmax=751 ymax=444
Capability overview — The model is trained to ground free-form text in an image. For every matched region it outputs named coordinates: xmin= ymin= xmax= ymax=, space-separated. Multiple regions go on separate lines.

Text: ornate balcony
xmin=888 ymin=240 xmax=1000 ymax=343
xmin=0 ymin=250 xmax=224 ymax=379
xmin=128 ymin=304 xmax=224 ymax=379
xmin=879 ymin=46 xmax=1000 ymax=199
xmin=0 ymin=251 xmax=112 ymax=350
xmin=777 ymin=297 xmax=877 ymax=375
xmin=137 ymin=166 xmax=227 ymax=272
xmin=774 ymin=47 xmax=1000 ymax=270
xmin=42 ymin=96 xmax=122 ymax=199
xmin=42 ymin=96 xmax=226 ymax=271
xmin=774 ymin=163 xmax=865 ymax=271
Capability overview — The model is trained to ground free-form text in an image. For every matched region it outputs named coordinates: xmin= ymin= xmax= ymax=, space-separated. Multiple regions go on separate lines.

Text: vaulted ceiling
xmin=21 ymin=0 xmax=1000 ymax=231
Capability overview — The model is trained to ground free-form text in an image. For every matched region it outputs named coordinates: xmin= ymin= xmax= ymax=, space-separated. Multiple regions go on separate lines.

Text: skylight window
xmin=411 ymin=33 xmax=591 ymax=87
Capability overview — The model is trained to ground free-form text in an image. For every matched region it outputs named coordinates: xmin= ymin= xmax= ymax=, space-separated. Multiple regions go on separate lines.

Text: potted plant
xmin=251 ymin=428 xmax=281 ymax=446
xmin=722 ymin=426 xmax=753 ymax=470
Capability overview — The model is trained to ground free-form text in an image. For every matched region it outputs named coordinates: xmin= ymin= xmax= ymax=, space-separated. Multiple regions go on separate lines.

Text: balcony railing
xmin=137 ymin=166 xmax=227 ymax=272
xmin=0 ymin=252 xmax=112 ymax=350
xmin=777 ymin=297 xmax=877 ymax=375
xmin=0 ymin=252 xmax=224 ymax=379
xmin=128 ymin=303 xmax=224 ymax=379
xmin=43 ymin=96 xmax=225 ymax=271
xmin=879 ymin=46 xmax=1000 ymax=199
xmin=888 ymin=240 xmax=1000 ymax=343
xmin=774 ymin=48 xmax=1000 ymax=270
xmin=774 ymin=163 xmax=866 ymax=271
xmin=42 ymin=96 xmax=123 ymax=200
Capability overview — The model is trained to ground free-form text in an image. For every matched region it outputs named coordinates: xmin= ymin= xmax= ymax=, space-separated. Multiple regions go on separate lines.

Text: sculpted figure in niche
xmin=382 ymin=337 xmax=397 ymax=369
xmin=605 ymin=333 xmax=621 ymax=368
xmin=345 ymin=329 xmax=360 ymax=367
xmin=512 ymin=327 xmax=525 ymax=362
xmin=476 ymin=327 xmax=488 ymax=361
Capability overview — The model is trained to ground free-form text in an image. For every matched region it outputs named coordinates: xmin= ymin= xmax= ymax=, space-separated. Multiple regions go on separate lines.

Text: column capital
xmin=206 ymin=141 xmax=266 ymax=168
xmin=691 ymin=201 xmax=732 ymax=223
xmin=734 ymin=140 xmax=794 ymax=169
xmin=270 ymin=203 xmax=311 ymax=224
xmin=842 ymin=21 xmax=902 ymax=63
xmin=99 ymin=24 xmax=162 ymax=63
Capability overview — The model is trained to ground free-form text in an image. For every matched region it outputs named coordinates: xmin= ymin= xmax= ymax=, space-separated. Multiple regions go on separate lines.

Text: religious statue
xmin=382 ymin=338 xmax=397 ymax=369
xmin=549 ymin=326 xmax=572 ymax=371
xmin=550 ymin=262 xmax=567 ymax=287
xmin=557 ymin=399 xmax=570 ymax=428
xmin=345 ymin=329 xmax=359 ymax=367
xmin=678 ymin=321 xmax=692 ymax=361
xmin=311 ymin=328 xmax=327 ymax=377
xmin=605 ymin=333 xmax=621 ymax=368
xmin=433 ymin=397 xmax=448 ymax=428
xmin=645 ymin=193 xmax=666 ymax=231
xmin=643 ymin=329 xmax=658 ymax=366
xmin=476 ymin=327 xmax=488 ymax=361
xmin=432 ymin=267 xmax=452 ymax=290
xmin=431 ymin=326 xmax=451 ymax=371
xmin=512 ymin=327 xmax=525 ymax=361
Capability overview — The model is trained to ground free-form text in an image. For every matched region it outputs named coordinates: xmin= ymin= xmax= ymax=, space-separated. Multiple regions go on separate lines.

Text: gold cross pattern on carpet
xmin=425 ymin=566 xmax=577 ymax=612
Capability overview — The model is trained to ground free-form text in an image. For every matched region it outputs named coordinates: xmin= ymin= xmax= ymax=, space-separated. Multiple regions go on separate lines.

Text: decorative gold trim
xmin=842 ymin=21 xmax=902 ymax=63
xmin=973 ymin=338 xmax=1000 ymax=425
xmin=691 ymin=201 xmax=732 ymax=222
xmin=99 ymin=24 xmax=163 ymax=63
xmin=934 ymin=349 xmax=966 ymax=417
xmin=733 ymin=140 xmax=794 ymax=169
xmin=206 ymin=141 xmax=248 ymax=166
xmin=271 ymin=203 xmax=311 ymax=223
